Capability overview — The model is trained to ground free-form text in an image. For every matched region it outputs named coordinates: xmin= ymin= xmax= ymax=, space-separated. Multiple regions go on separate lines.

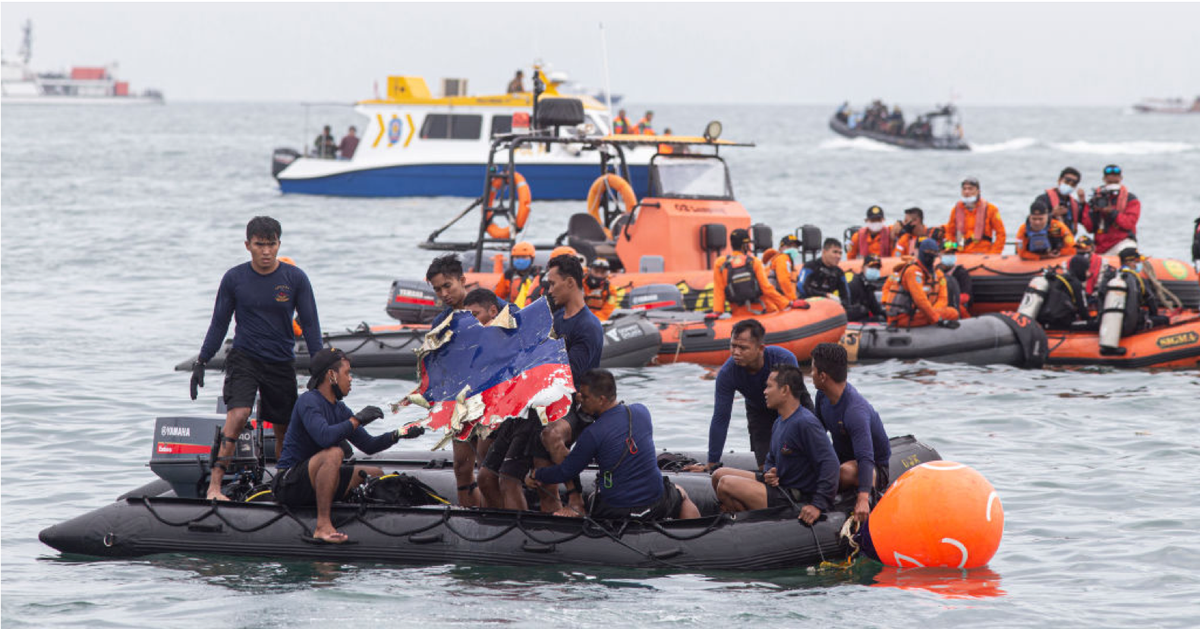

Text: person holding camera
xmin=1082 ymin=164 xmax=1141 ymax=255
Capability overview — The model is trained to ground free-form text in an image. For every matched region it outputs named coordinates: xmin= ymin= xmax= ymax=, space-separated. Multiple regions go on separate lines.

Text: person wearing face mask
xmin=847 ymin=205 xmax=895 ymax=260
xmin=942 ymin=176 xmax=1005 ymax=254
xmin=274 ymin=348 xmax=426 ymax=544
xmin=494 ymin=241 xmax=542 ymax=307
xmin=763 ymin=234 xmax=803 ymax=301
xmin=1033 ymin=167 xmax=1087 ymax=234
xmin=843 ymin=254 xmax=886 ymax=322
xmin=583 ymin=258 xmax=619 ymax=320
xmin=882 ymin=238 xmax=960 ymax=328
xmin=892 ymin=207 xmax=928 ymax=257
xmin=1082 ymin=165 xmax=1141 ymax=255
xmin=938 ymin=240 xmax=974 ymax=318
xmin=1017 ymin=201 xmax=1077 ymax=261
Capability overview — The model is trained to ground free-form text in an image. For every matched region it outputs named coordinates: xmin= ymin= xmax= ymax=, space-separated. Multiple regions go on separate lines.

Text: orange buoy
xmin=867 ymin=461 xmax=1003 ymax=569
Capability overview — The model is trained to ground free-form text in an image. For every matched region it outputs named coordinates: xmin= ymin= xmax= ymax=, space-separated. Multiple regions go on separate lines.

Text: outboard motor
xmin=271 ymin=148 xmax=301 ymax=178
xmin=625 ymin=283 xmax=686 ymax=311
xmin=1098 ymin=275 xmax=1128 ymax=356
xmin=150 ymin=416 xmax=266 ymax=499
xmin=386 ymin=280 xmax=441 ymax=324
xmin=1017 ymin=274 xmax=1049 ymax=320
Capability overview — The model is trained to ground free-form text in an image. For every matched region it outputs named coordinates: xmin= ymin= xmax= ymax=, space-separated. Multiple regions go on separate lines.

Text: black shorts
xmin=527 ymin=407 xmax=591 ymax=461
xmin=746 ymin=413 xmax=775 ymax=469
xmin=272 ymin=455 xmax=354 ymax=507
xmin=223 ymin=347 xmax=298 ymax=424
xmin=482 ymin=414 xmax=540 ymax=479
xmin=766 ymin=485 xmax=813 ymax=509
xmin=872 ymin=464 xmax=891 ymax=501
xmin=590 ymin=477 xmax=684 ymax=521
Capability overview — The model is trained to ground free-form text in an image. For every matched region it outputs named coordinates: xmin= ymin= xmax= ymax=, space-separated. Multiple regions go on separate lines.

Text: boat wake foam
xmin=818 ymin=137 xmax=901 ymax=152
xmin=969 ymin=138 xmax=1039 ymax=153
xmin=1048 ymin=140 xmax=1195 ymax=155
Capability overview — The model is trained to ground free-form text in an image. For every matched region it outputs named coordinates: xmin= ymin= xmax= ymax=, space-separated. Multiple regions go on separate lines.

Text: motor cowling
xmin=271 ymin=148 xmax=301 ymax=178
xmin=386 ymin=280 xmax=441 ymax=324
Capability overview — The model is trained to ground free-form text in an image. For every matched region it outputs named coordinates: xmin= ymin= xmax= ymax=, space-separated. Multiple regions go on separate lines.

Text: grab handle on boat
xmin=408 ymin=533 xmax=443 ymax=545
xmin=521 ymin=541 xmax=556 ymax=554
xmin=649 ymin=547 xmax=683 ymax=560
xmin=187 ymin=521 xmax=223 ymax=533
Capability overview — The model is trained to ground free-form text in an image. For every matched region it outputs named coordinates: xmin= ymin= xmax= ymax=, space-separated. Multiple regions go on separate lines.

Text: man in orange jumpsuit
xmin=763 ymin=234 xmax=802 ymax=301
xmin=847 ymin=205 xmax=895 ymax=260
xmin=942 ymin=176 xmax=1005 ymax=254
xmin=583 ymin=258 xmax=619 ymax=320
xmin=713 ymin=228 xmax=788 ymax=316
xmin=882 ymin=238 xmax=960 ymax=328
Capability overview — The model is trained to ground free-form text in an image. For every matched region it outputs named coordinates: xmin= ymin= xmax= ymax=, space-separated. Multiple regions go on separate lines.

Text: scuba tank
xmin=1098 ymin=275 xmax=1128 ymax=356
xmin=1018 ymin=274 xmax=1049 ymax=320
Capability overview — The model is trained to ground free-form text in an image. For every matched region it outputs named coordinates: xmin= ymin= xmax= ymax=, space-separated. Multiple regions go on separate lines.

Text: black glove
xmin=937 ymin=319 xmax=961 ymax=330
xmin=394 ymin=422 xmax=426 ymax=441
xmin=189 ymin=360 xmax=205 ymax=400
xmin=353 ymin=405 xmax=384 ymax=426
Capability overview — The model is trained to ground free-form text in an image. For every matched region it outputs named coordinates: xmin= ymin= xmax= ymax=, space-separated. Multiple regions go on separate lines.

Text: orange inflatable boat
xmin=1044 ymin=312 xmax=1200 ymax=369
xmin=841 ymin=253 xmax=1200 ymax=314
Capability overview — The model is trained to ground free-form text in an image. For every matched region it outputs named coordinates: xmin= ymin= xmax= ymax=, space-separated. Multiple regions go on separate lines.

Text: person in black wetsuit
xmin=798 ymin=238 xmax=850 ymax=300
xmin=844 ymin=253 xmax=886 ymax=322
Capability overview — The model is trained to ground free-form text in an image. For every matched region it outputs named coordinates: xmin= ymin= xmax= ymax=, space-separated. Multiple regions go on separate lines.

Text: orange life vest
xmin=855 ymin=226 xmax=894 ymax=258
xmin=952 ymin=199 xmax=991 ymax=244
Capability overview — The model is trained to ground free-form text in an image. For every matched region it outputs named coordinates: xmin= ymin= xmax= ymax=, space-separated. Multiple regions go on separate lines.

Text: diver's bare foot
xmin=206 ymin=490 xmax=230 ymax=501
xmin=554 ymin=507 xmax=583 ymax=518
xmin=313 ymin=528 xmax=349 ymax=544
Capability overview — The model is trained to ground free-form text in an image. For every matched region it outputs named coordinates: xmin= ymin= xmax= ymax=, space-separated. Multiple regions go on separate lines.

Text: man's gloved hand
xmin=189 ymin=360 xmax=205 ymax=400
xmin=936 ymin=319 xmax=961 ymax=330
xmin=394 ymin=421 xmax=426 ymax=441
xmin=354 ymin=405 xmax=384 ymax=426
xmin=790 ymin=299 xmax=810 ymax=310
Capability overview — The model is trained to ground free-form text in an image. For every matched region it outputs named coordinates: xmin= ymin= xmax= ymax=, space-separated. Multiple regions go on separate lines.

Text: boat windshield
xmin=651 ymin=156 xmax=732 ymax=199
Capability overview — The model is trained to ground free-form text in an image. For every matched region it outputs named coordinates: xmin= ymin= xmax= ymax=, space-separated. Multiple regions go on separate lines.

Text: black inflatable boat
xmin=828 ymin=115 xmax=969 ymax=151
xmin=176 ymin=312 xmax=661 ymax=379
xmin=39 ymin=415 xmax=940 ymax=570
xmin=840 ymin=312 xmax=1047 ymax=368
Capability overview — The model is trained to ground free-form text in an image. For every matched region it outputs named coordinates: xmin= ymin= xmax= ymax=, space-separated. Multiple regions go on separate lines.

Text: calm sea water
xmin=3 ymin=102 xmax=1199 ymax=628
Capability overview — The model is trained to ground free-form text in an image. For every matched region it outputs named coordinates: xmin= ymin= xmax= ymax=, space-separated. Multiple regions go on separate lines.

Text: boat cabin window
xmin=491 ymin=114 xmax=512 ymax=137
xmin=650 ymin=156 xmax=733 ymax=199
xmin=420 ymin=114 xmax=483 ymax=140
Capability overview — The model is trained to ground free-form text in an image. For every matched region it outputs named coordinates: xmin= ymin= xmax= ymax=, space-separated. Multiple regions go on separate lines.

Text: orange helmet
xmin=549 ymin=245 xmax=577 ymax=259
xmin=279 ymin=256 xmax=297 ymax=266
xmin=511 ymin=241 xmax=535 ymax=257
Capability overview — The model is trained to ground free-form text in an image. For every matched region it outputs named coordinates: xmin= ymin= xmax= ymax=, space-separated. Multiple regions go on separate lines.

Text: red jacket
xmin=1081 ymin=187 xmax=1140 ymax=253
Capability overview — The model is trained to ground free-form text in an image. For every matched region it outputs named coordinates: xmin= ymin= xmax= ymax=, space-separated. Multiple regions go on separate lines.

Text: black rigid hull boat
xmin=176 ymin=281 xmax=662 ymax=379
xmin=39 ymin=415 xmax=940 ymax=570
xmin=840 ymin=313 xmax=1047 ymax=368
xmin=828 ymin=104 xmax=969 ymax=151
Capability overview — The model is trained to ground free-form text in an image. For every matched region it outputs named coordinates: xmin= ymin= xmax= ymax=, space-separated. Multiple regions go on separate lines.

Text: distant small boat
xmin=829 ymin=102 xmax=969 ymax=150
xmin=1 ymin=20 xmax=163 ymax=105
xmin=1132 ymin=97 xmax=1200 ymax=114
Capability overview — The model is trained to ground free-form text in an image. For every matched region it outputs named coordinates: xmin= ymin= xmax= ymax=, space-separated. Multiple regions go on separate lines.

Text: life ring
xmin=485 ymin=172 xmax=531 ymax=239
xmin=586 ymin=174 xmax=637 ymax=236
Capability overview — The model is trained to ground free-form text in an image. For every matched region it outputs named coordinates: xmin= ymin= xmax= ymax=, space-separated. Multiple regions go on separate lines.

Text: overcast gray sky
xmin=3 ymin=2 xmax=1198 ymax=105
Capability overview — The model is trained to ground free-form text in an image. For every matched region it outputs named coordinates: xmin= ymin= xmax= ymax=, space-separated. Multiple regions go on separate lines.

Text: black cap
xmin=1103 ymin=164 xmax=1122 ymax=176
xmin=307 ymin=348 xmax=347 ymax=390
xmin=730 ymin=228 xmax=750 ymax=249
xmin=1118 ymin=247 xmax=1141 ymax=262
xmin=866 ymin=205 xmax=885 ymax=220
xmin=589 ymin=258 xmax=610 ymax=270
xmin=780 ymin=234 xmax=800 ymax=248
xmin=1030 ymin=200 xmax=1050 ymax=215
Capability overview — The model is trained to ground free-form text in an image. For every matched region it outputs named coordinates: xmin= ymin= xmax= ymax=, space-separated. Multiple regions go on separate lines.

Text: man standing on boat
xmin=274 ymin=348 xmax=425 ymax=544
xmin=1034 ymin=167 xmax=1087 ymax=234
xmin=708 ymin=365 xmax=838 ymax=523
xmin=191 ymin=216 xmax=324 ymax=501
xmin=612 ymin=109 xmax=634 ymax=135
xmin=809 ymin=343 xmax=890 ymax=524
xmin=313 ymin=125 xmax=337 ymax=158
xmin=507 ymin=70 xmax=525 ymax=94
xmin=685 ymin=319 xmax=801 ymax=472
xmin=942 ymin=177 xmax=1005 ymax=254
xmin=1082 ymin=165 xmax=1141 ymax=255
xmin=847 ymin=206 xmax=895 ymax=260
xmin=338 ymin=126 xmax=359 ymax=160
xmin=636 ymin=111 xmax=655 ymax=135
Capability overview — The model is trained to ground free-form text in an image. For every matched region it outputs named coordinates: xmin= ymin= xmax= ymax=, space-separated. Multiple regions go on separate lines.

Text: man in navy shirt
xmin=709 ymin=365 xmax=839 ymax=524
xmin=811 ymin=343 xmax=891 ymax=524
xmin=426 ymin=254 xmax=470 ymax=329
xmin=527 ymin=369 xmax=699 ymax=520
xmin=275 ymin=348 xmax=425 ymax=543
xmin=685 ymin=319 xmax=802 ymax=472
xmin=191 ymin=216 xmax=324 ymax=500
xmin=534 ymin=254 xmax=605 ymax=514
